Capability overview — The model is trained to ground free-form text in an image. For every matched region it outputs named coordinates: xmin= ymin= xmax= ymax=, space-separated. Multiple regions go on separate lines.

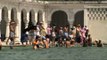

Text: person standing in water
xmin=6 ymin=20 xmax=16 ymax=49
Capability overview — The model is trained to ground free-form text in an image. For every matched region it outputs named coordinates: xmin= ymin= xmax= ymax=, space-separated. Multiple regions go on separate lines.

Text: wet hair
xmin=71 ymin=28 xmax=74 ymax=30
xmin=95 ymin=40 xmax=98 ymax=44
xmin=99 ymin=40 xmax=101 ymax=43
xmin=36 ymin=36 xmax=40 ymax=40
xmin=77 ymin=24 xmax=81 ymax=27
xmin=88 ymin=34 xmax=91 ymax=37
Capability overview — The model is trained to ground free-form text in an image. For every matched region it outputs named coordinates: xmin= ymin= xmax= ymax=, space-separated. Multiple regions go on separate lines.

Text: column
xmin=15 ymin=23 xmax=20 ymax=44
xmin=34 ymin=11 xmax=38 ymax=25
xmin=14 ymin=12 xmax=21 ymax=44
xmin=5 ymin=22 xmax=10 ymax=42
xmin=5 ymin=10 xmax=11 ymax=42
xmin=68 ymin=9 xmax=74 ymax=28
xmin=43 ymin=11 xmax=47 ymax=31
xmin=84 ymin=8 xmax=88 ymax=27
xmin=25 ymin=12 xmax=29 ymax=29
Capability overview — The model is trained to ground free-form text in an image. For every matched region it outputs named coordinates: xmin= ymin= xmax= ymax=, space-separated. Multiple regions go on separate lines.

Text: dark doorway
xmin=28 ymin=10 xmax=35 ymax=28
xmin=37 ymin=10 xmax=43 ymax=25
xmin=1 ymin=7 xmax=8 ymax=41
xmin=50 ymin=10 xmax=69 ymax=28
xmin=73 ymin=10 xmax=84 ymax=27
xmin=21 ymin=9 xmax=27 ymax=34
xmin=11 ymin=8 xmax=17 ymax=21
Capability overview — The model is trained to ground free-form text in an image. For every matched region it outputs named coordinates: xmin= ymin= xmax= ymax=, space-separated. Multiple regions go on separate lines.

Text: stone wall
xmin=0 ymin=0 xmax=107 ymax=43
xmin=88 ymin=20 xmax=107 ymax=43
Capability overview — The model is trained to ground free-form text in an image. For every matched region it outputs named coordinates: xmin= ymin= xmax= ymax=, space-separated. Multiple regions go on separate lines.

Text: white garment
xmin=26 ymin=31 xmax=29 ymax=35
xmin=52 ymin=31 xmax=56 ymax=37
xmin=34 ymin=31 xmax=37 ymax=39
xmin=36 ymin=26 xmax=40 ymax=36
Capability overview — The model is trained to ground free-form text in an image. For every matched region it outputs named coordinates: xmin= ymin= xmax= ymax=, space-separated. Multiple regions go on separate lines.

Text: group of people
xmin=0 ymin=21 xmax=104 ymax=50
xmin=20 ymin=23 xmax=103 ymax=50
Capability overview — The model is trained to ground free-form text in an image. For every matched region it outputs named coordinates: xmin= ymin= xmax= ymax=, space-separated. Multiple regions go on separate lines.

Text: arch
xmin=37 ymin=10 xmax=43 ymax=24
xmin=28 ymin=9 xmax=35 ymax=28
xmin=50 ymin=10 xmax=69 ymax=27
xmin=1 ymin=7 xmax=8 ymax=41
xmin=29 ymin=9 xmax=35 ymax=22
xmin=73 ymin=10 xmax=84 ymax=27
xmin=21 ymin=9 xmax=27 ymax=33
xmin=2 ymin=7 xmax=8 ymax=21
xmin=11 ymin=8 xmax=17 ymax=22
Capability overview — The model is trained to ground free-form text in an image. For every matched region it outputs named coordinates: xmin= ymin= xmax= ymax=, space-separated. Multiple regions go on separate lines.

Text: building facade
xmin=0 ymin=0 xmax=107 ymax=44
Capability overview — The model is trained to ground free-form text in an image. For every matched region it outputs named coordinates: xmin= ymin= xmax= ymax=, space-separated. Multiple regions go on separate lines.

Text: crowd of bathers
xmin=20 ymin=22 xmax=104 ymax=49
xmin=0 ymin=22 xmax=104 ymax=50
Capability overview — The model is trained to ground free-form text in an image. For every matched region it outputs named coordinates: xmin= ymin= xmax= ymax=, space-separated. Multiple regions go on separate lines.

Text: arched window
xmin=50 ymin=10 xmax=69 ymax=27
xmin=37 ymin=10 xmax=43 ymax=24
xmin=21 ymin=9 xmax=27 ymax=33
xmin=1 ymin=7 xmax=8 ymax=41
xmin=28 ymin=9 xmax=35 ymax=28
xmin=74 ymin=10 xmax=84 ymax=27
xmin=11 ymin=8 xmax=17 ymax=22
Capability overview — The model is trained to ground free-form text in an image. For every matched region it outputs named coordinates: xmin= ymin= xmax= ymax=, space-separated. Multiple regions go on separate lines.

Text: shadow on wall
xmin=73 ymin=10 xmax=84 ymax=27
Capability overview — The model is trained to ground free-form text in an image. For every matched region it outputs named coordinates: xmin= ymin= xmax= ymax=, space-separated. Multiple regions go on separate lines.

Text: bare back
xmin=9 ymin=21 xmax=16 ymax=32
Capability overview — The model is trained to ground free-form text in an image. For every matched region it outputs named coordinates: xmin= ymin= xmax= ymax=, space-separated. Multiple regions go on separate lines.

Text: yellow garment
xmin=40 ymin=28 xmax=46 ymax=36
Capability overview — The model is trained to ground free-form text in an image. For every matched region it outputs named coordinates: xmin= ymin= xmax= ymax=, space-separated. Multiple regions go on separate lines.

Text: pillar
xmin=25 ymin=12 xmax=29 ymax=28
xmin=68 ymin=9 xmax=74 ymax=28
xmin=43 ymin=11 xmax=47 ymax=31
xmin=5 ymin=10 xmax=11 ymax=42
xmin=84 ymin=8 xmax=88 ymax=27
xmin=14 ymin=12 xmax=21 ymax=44
xmin=34 ymin=11 xmax=38 ymax=25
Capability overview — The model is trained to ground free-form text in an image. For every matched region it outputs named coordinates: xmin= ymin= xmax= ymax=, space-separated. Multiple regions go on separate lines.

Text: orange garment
xmin=33 ymin=41 xmax=37 ymax=45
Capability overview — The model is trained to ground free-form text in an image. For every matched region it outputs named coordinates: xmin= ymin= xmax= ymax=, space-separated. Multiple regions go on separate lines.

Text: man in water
xmin=6 ymin=21 xmax=16 ymax=49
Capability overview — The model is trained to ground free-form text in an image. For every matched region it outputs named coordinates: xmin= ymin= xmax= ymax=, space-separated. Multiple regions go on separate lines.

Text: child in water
xmin=32 ymin=36 xmax=39 ymax=50
xmin=97 ymin=40 xmax=103 ymax=47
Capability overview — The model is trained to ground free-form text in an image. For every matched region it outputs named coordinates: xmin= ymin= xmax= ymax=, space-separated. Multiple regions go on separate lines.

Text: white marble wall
xmin=0 ymin=0 xmax=107 ymax=44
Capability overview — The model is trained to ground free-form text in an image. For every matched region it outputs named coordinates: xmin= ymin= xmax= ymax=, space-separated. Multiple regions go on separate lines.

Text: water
xmin=0 ymin=46 xmax=107 ymax=60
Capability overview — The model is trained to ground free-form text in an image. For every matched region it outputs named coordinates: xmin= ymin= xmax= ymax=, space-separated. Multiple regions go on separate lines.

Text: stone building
xmin=0 ymin=0 xmax=107 ymax=44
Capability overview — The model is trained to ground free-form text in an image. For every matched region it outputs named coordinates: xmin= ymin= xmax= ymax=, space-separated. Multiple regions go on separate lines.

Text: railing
xmin=1 ymin=0 xmax=107 ymax=4
xmin=42 ymin=1 xmax=107 ymax=4
xmin=24 ymin=0 xmax=107 ymax=4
